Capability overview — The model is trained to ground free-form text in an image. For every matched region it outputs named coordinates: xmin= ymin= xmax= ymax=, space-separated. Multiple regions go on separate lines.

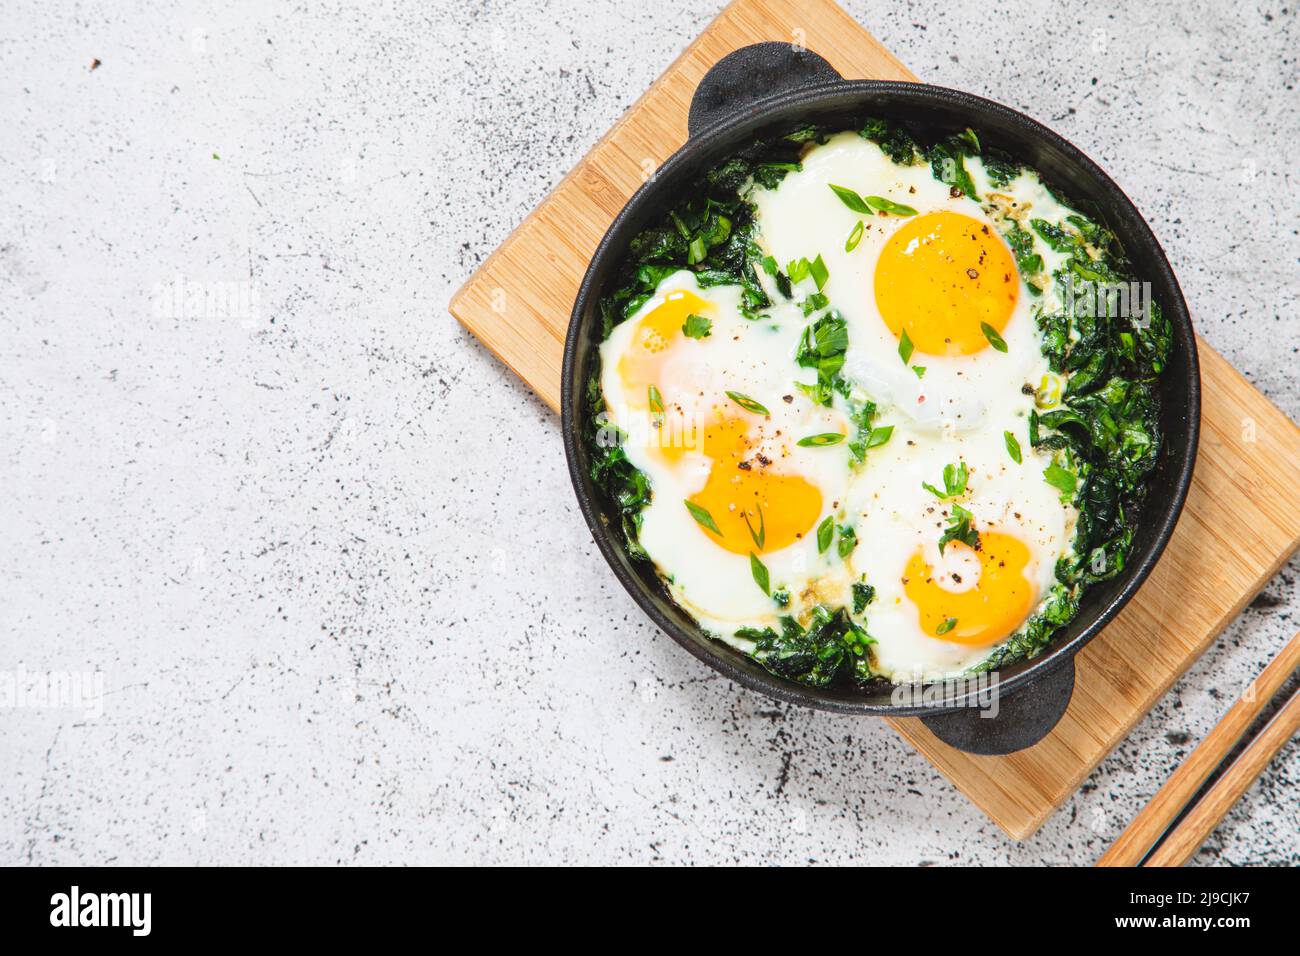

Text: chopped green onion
xmin=898 ymin=329 xmax=914 ymax=365
xmin=845 ymin=220 xmax=865 ymax=252
xmin=1004 ymin=430 xmax=1022 ymax=464
xmin=796 ymin=432 xmax=845 ymax=447
xmin=725 ymin=390 xmax=770 ymax=416
xmin=816 ymin=515 xmax=834 ymax=554
xmin=684 ymin=500 xmax=720 ymax=535
xmin=749 ymin=552 xmax=770 ymax=595
xmin=980 ymin=322 xmax=1008 ymax=353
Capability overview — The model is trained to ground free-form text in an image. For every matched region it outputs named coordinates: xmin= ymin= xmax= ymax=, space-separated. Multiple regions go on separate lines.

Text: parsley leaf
xmin=938 ymin=504 xmax=980 ymax=555
xmin=681 ymin=314 xmax=712 ymax=339
xmin=923 ymin=461 xmax=969 ymax=499
xmin=1043 ymin=463 xmax=1077 ymax=497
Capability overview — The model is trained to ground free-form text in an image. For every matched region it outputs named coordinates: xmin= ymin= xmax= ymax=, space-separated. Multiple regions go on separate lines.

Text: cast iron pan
xmin=561 ymin=43 xmax=1200 ymax=754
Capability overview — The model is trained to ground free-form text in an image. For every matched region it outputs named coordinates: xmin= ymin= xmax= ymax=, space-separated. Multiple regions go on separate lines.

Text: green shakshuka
xmin=587 ymin=121 xmax=1168 ymax=688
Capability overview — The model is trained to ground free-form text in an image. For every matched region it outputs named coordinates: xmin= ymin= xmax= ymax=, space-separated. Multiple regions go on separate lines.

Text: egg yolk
xmin=874 ymin=211 xmax=1018 ymax=356
xmin=616 ymin=288 xmax=711 ymax=410
xmin=903 ymin=532 xmax=1034 ymax=646
xmin=613 ymin=288 xmax=714 ymax=463
xmin=687 ymin=417 xmax=823 ymax=555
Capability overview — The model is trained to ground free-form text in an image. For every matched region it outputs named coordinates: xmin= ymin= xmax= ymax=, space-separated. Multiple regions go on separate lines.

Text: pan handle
xmin=687 ymin=41 xmax=842 ymax=138
xmin=918 ymin=657 xmax=1077 ymax=756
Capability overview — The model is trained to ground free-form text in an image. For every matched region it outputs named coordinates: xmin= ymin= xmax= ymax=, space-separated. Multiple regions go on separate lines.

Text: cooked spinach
xmin=858 ymin=117 xmax=920 ymax=165
xmin=737 ymin=605 xmax=877 ymax=687
xmin=926 ymin=128 xmax=980 ymax=200
xmin=852 ymin=580 xmax=876 ymax=615
xmin=597 ymin=127 xmax=821 ymax=336
xmin=982 ymin=147 xmax=1023 ymax=189
xmin=1028 ymin=213 xmax=1168 ymax=600
xmin=586 ymin=375 xmax=652 ymax=560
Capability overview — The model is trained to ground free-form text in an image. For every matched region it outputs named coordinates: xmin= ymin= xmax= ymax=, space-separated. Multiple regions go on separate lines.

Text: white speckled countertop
xmin=1 ymin=0 xmax=1296 ymax=865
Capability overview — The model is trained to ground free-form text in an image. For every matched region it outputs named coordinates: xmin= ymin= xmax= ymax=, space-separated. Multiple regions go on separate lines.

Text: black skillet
xmin=561 ymin=43 xmax=1199 ymax=754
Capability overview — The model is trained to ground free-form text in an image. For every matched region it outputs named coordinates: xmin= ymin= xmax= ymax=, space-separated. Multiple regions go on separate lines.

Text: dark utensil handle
xmin=918 ymin=658 xmax=1077 ymax=755
xmin=687 ymin=41 xmax=842 ymax=138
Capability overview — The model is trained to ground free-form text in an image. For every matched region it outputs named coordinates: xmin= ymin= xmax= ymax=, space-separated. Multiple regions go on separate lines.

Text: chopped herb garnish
xmin=923 ymin=461 xmax=970 ymax=499
xmin=938 ymin=504 xmax=979 ymax=555
xmin=936 ymin=617 xmax=958 ymax=635
xmin=845 ymin=220 xmax=865 ymax=252
xmin=828 ymin=183 xmax=873 ymax=213
xmin=800 ymin=292 xmax=829 ymax=316
xmin=796 ymin=432 xmax=845 ymax=447
xmin=808 ymin=254 xmax=829 ymax=291
xmin=1043 ymin=463 xmax=1077 ymax=497
xmin=816 ymin=515 xmax=834 ymax=554
xmin=682 ymin=314 xmax=712 ymax=339
xmin=725 ymin=390 xmax=770 ymax=416
xmin=743 ymin=505 xmax=765 ymax=550
xmin=794 ymin=312 xmax=848 ymax=407
xmin=980 ymin=321 xmax=1008 ymax=353
xmin=912 ymin=365 xmax=926 ymax=379
xmin=898 ymin=329 xmax=914 ymax=364
xmin=852 ymin=580 xmax=875 ymax=614
xmin=687 ymin=235 xmax=707 ymax=264
xmin=864 ymin=425 xmax=894 ymax=449
xmin=863 ymin=195 xmax=918 ymax=216
xmin=1004 ymin=430 xmax=1022 ymax=464
xmin=837 ymin=524 xmax=857 ymax=558
xmin=684 ymin=500 xmax=721 ymax=535
xmin=750 ymin=552 xmax=770 ymax=595
xmin=591 ymin=118 xmax=1168 ymax=686
xmin=648 ymin=384 xmax=664 ymax=417
xmin=740 ymin=604 xmax=875 ymax=687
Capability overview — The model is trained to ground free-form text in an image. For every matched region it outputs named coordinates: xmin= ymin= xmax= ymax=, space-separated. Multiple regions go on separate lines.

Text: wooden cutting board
xmin=448 ymin=0 xmax=1300 ymax=839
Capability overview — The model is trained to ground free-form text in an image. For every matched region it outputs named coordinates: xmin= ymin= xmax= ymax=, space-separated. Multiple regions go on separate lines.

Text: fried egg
xmin=599 ymin=272 xmax=855 ymax=630
xmin=599 ymin=132 xmax=1081 ymax=681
